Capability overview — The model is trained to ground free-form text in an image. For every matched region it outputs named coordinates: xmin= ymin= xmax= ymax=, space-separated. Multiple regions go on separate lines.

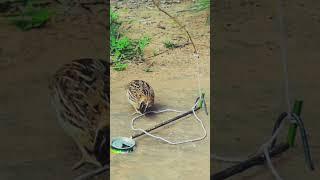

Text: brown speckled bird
xmin=126 ymin=80 xmax=155 ymax=115
xmin=49 ymin=58 xmax=109 ymax=170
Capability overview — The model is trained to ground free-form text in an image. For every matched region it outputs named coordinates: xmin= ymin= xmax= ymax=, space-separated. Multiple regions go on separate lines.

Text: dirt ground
xmin=0 ymin=3 xmax=107 ymax=180
xmin=110 ymin=1 xmax=210 ymax=180
xmin=4 ymin=0 xmax=320 ymax=180
xmin=213 ymin=0 xmax=320 ymax=179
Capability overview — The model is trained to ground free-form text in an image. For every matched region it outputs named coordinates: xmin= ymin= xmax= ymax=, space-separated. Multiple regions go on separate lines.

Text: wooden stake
xmin=212 ymin=143 xmax=290 ymax=180
xmin=131 ymin=106 xmax=201 ymax=139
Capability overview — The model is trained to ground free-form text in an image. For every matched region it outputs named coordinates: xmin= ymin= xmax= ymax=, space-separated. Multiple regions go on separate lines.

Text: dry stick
xmin=150 ymin=0 xmax=203 ymax=96
xmin=151 ymin=0 xmax=198 ymax=54
xmin=212 ymin=143 xmax=290 ymax=180
xmin=131 ymin=106 xmax=201 ymax=139
xmin=145 ymin=42 xmax=191 ymax=68
xmin=145 ymin=42 xmax=191 ymax=59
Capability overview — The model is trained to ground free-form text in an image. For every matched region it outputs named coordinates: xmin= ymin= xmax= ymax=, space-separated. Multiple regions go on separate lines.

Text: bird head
xmin=137 ymin=97 xmax=152 ymax=114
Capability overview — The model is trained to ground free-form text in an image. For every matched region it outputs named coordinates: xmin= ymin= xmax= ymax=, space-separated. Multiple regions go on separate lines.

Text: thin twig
xmin=145 ymin=42 xmax=191 ymax=59
xmin=151 ymin=0 xmax=198 ymax=54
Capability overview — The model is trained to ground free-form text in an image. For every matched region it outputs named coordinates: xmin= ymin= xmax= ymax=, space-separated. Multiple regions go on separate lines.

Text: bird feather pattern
xmin=49 ymin=58 xmax=109 ymax=168
xmin=126 ymin=80 xmax=155 ymax=114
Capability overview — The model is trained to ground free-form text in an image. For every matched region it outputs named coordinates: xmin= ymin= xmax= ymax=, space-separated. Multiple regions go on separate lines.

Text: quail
xmin=49 ymin=58 xmax=109 ymax=170
xmin=126 ymin=80 xmax=155 ymax=115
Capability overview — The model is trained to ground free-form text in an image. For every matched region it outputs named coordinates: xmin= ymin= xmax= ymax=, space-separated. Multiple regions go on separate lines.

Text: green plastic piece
xmin=198 ymin=93 xmax=205 ymax=108
xmin=287 ymin=100 xmax=303 ymax=147
xmin=110 ymin=148 xmax=125 ymax=154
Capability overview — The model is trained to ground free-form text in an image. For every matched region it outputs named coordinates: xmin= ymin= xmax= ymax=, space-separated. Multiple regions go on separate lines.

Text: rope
xmin=131 ymin=102 xmax=207 ymax=145
xmin=194 ymin=53 xmax=202 ymax=98
xmin=131 ymin=98 xmax=207 ymax=145
xmin=264 ymin=148 xmax=284 ymax=180
xmin=212 ymin=112 xmax=289 ymax=180
xmin=264 ymin=0 xmax=291 ymax=179
xmin=128 ymin=0 xmax=208 ymax=146
xmin=213 ymin=1 xmax=293 ymax=179
xmin=277 ymin=0 xmax=292 ymax=122
xmin=259 ymin=120 xmax=286 ymax=180
xmin=130 ymin=53 xmax=207 ymax=145
xmin=212 ymin=114 xmax=286 ymax=163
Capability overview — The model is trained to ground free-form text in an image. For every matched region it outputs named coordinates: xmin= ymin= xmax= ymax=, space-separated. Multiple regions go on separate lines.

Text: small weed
xmin=127 ymin=19 xmax=134 ymax=24
xmin=152 ymin=49 xmax=159 ymax=56
xmin=113 ymin=62 xmax=128 ymax=71
xmin=163 ymin=40 xmax=178 ymax=49
xmin=143 ymin=67 xmax=153 ymax=72
xmin=138 ymin=36 xmax=151 ymax=51
xmin=110 ymin=9 xmax=151 ymax=71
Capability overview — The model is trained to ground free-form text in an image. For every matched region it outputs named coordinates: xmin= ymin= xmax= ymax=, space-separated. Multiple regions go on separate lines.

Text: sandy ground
xmin=110 ymin=2 xmax=210 ymax=180
xmin=0 ymin=3 xmax=107 ymax=180
xmin=213 ymin=0 xmax=320 ymax=179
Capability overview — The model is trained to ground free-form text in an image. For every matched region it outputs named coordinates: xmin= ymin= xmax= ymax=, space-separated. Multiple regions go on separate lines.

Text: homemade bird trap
xmin=111 ymin=95 xmax=207 ymax=154
xmin=111 ymin=0 xmax=208 ymax=154
xmin=212 ymin=100 xmax=314 ymax=180
xmin=212 ymin=1 xmax=315 ymax=179
xmin=111 ymin=137 xmax=136 ymax=154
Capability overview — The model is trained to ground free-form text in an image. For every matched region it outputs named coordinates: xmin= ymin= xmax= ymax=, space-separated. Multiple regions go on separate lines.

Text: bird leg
xmin=92 ymin=127 xmax=108 ymax=160
xmin=72 ymin=149 xmax=102 ymax=170
xmin=131 ymin=108 xmax=142 ymax=116
xmin=131 ymin=112 xmax=138 ymax=116
xmin=72 ymin=140 xmax=102 ymax=170
xmin=72 ymin=157 xmax=86 ymax=170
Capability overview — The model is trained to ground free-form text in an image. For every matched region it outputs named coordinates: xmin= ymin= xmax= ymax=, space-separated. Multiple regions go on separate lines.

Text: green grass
xmin=110 ymin=9 xmax=151 ymax=71
xmin=163 ymin=40 xmax=178 ymax=49
xmin=113 ymin=62 xmax=128 ymax=71
xmin=190 ymin=0 xmax=210 ymax=12
xmin=6 ymin=0 xmax=54 ymax=31
xmin=190 ymin=0 xmax=210 ymax=24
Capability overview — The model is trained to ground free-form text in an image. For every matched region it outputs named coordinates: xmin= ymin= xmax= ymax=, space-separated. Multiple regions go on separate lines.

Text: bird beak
xmin=143 ymin=102 xmax=148 ymax=113
xmin=138 ymin=102 xmax=148 ymax=114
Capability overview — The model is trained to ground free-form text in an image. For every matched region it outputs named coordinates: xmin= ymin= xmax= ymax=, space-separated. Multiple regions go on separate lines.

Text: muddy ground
xmin=110 ymin=1 xmax=210 ymax=180
xmin=213 ymin=0 xmax=320 ymax=179
xmin=0 ymin=2 xmax=107 ymax=180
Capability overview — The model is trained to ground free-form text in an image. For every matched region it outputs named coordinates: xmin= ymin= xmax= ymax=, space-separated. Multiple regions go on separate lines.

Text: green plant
xmin=163 ymin=40 xmax=178 ymax=49
xmin=190 ymin=0 xmax=210 ymax=12
xmin=152 ymin=49 xmax=159 ymax=56
xmin=113 ymin=62 xmax=128 ymax=71
xmin=7 ymin=0 xmax=53 ymax=31
xmin=143 ymin=67 xmax=153 ymax=72
xmin=110 ymin=9 xmax=151 ymax=71
xmin=190 ymin=0 xmax=210 ymax=23
xmin=110 ymin=9 xmax=121 ymax=53
xmin=138 ymin=36 xmax=151 ymax=54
